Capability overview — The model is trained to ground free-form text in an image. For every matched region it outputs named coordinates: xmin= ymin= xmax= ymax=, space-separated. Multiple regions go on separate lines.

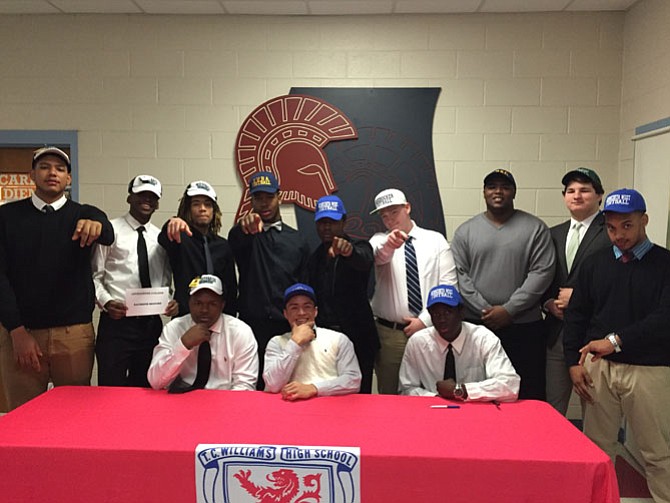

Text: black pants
xmin=354 ymin=345 xmax=376 ymax=395
xmin=467 ymin=319 xmax=546 ymax=400
xmin=243 ymin=317 xmax=290 ymax=391
xmin=96 ymin=313 xmax=163 ymax=388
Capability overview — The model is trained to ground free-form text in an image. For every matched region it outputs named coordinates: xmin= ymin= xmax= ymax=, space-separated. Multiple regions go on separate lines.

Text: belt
xmin=376 ymin=317 xmax=408 ymax=331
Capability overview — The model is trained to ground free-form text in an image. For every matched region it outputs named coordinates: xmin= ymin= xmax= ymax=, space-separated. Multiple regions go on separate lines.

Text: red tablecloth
xmin=0 ymin=386 xmax=619 ymax=502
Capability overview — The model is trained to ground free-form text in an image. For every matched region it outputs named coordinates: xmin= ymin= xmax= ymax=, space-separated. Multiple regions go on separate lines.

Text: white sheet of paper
xmin=125 ymin=287 xmax=170 ymax=316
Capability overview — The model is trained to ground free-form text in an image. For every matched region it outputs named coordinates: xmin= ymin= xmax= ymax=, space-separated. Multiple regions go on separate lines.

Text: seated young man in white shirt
xmin=147 ymin=274 xmax=258 ymax=392
xmin=399 ymin=284 xmax=520 ymax=402
xmin=263 ymin=283 xmax=361 ymax=401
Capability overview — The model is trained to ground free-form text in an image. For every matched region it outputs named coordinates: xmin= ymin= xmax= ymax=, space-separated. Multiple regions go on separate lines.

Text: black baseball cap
xmin=483 ymin=169 xmax=516 ymax=188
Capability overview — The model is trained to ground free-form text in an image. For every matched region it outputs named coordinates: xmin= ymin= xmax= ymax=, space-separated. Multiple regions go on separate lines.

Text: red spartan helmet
xmin=234 ymin=95 xmax=357 ymax=222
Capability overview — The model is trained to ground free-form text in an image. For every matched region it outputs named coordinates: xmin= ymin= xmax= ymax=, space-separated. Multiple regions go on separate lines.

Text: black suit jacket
xmin=543 ymin=212 xmax=612 ymax=346
xmin=304 ymin=237 xmax=380 ymax=358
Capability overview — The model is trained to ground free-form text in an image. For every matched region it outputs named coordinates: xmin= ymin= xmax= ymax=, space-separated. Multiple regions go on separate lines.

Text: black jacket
xmin=305 ymin=237 xmax=380 ymax=357
xmin=543 ymin=212 xmax=611 ymax=346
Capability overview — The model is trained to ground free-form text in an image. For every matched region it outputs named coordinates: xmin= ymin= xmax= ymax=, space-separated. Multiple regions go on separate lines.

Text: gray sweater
xmin=451 ymin=211 xmax=555 ymax=324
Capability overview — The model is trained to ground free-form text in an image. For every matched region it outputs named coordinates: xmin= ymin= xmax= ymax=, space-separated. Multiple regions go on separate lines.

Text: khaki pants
xmin=374 ymin=322 xmax=408 ymax=395
xmin=0 ymin=323 xmax=94 ymax=411
xmin=583 ymin=358 xmax=670 ymax=503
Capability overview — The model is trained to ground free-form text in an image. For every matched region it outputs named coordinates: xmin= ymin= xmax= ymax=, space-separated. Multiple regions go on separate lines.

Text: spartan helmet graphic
xmin=234 ymin=95 xmax=358 ymax=222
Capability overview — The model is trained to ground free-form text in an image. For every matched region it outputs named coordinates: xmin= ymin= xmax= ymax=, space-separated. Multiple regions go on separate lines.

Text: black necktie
xmin=136 ymin=226 xmax=151 ymax=288
xmin=168 ymin=339 xmax=212 ymax=394
xmin=444 ymin=345 xmax=456 ymax=381
xmin=43 ymin=204 xmax=54 ymax=213
xmin=203 ymin=235 xmax=214 ymax=274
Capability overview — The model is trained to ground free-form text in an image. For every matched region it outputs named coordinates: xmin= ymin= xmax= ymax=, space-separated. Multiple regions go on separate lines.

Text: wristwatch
xmin=607 ymin=333 xmax=622 ymax=353
xmin=453 ymin=383 xmax=466 ymax=401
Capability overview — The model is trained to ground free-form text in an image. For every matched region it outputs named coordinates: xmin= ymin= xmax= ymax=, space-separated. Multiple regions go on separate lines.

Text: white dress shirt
xmin=399 ymin=321 xmax=520 ymax=401
xmin=92 ymin=213 xmax=171 ymax=309
xmin=148 ymin=313 xmax=259 ymax=391
xmin=370 ymin=221 xmax=457 ymax=326
xmin=263 ymin=326 xmax=361 ymax=396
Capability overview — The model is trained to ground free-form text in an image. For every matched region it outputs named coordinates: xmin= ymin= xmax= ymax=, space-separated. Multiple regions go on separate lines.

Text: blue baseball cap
xmin=284 ymin=283 xmax=316 ymax=305
xmin=315 ymin=195 xmax=346 ymax=221
xmin=249 ymin=171 xmax=280 ymax=194
xmin=426 ymin=285 xmax=462 ymax=308
xmin=603 ymin=188 xmax=646 ymax=213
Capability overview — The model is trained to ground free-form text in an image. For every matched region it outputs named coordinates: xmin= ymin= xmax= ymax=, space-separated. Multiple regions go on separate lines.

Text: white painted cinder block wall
xmin=0 ymin=11 xmax=626 ymax=238
xmin=619 ymin=0 xmax=670 ymax=187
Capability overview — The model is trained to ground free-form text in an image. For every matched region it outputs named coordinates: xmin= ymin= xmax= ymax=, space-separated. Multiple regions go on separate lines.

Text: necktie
xmin=203 ymin=235 xmax=214 ymax=274
xmin=136 ymin=226 xmax=151 ymax=288
xmin=43 ymin=205 xmax=54 ymax=213
xmin=620 ymin=251 xmax=635 ymax=263
xmin=405 ymin=237 xmax=422 ymax=316
xmin=565 ymin=222 xmax=582 ymax=272
xmin=168 ymin=339 xmax=212 ymax=394
xmin=444 ymin=345 xmax=456 ymax=381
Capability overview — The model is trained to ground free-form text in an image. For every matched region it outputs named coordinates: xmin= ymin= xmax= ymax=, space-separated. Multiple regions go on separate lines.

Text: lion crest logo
xmin=234 ymin=468 xmax=321 ymax=503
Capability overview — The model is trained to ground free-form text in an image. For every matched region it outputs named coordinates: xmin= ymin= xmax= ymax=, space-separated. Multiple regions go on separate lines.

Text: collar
xmin=570 ymin=210 xmax=599 ymax=229
xmin=432 ymin=326 xmax=464 ymax=355
xmin=31 ymin=193 xmax=67 ymax=212
xmin=406 ymin=221 xmax=418 ymax=238
xmin=613 ymin=238 xmax=653 ymax=261
xmin=124 ymin=212 xmax=150 ymax=231
xmin=263 ymin=221 xmax=283 ymax=232
xmin=207 ymin=314 xmax=224 ymax=335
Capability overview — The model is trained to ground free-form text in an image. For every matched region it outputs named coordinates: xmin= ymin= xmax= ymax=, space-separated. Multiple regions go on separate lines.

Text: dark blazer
xmin=544 ymin=212 xmax=612 ymax=346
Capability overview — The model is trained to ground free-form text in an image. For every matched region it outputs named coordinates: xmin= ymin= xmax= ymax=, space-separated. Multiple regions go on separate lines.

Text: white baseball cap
xmin=370 ymin=188 xmax=408 ymax=214
xmin=186 ymin=180 xmax=217 ymax=201
xmin=189 ymin=274 xmax=223 ymax=296
xmin=128 ymin=175 xmax=162 ymax=198
xmin=32 ymin=146 xmax=71 ymax=171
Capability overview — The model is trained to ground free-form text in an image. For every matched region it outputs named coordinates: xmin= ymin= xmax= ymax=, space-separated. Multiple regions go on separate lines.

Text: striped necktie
xmin=405 ymin=236 xmax=422 ymax=316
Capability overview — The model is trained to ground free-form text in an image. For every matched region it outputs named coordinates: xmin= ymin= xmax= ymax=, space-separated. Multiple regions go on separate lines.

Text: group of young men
xmin=0 ymin=146 xmax=668 ymax=501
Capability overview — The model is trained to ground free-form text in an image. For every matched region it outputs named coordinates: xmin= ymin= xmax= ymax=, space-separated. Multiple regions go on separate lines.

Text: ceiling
xmin=0 ymin=0 xmax=640 ymax=16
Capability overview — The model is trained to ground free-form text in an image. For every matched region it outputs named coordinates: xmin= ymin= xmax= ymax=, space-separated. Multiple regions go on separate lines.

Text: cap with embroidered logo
xmin=283 ymin=283 xmax=316 ymax=305
xmin=32 ymin=146 xmax=71 ymax=172
xmin=249 ymin=171 xmax=280 ymax=194
xmin=315 ymin=195 xmax=346 ymax=221
xmin=186 ymin=180 xmax=217 ymax=202
xmin=128 ymin=175 xmax=162 ymax=198
xmin=561 ymin=167 xmax=603 ymax=194
xmin=484 ymin=169 xmax=516 ymax=188
xmin=426 ymin=285 xmax=462 ymax=308
xmin=603 ymin=188 xmax=646 ymax=213
xmin=189 ymin=274 xmax=223 ymax=296
xmin=370 ymin=188 xmax=408 ymax=214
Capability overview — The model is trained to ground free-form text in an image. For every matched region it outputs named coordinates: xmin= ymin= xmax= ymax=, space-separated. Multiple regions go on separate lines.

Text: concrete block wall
xmin=619 ymin=0 xmax=670 ymax=187
xmin=0 ymin=11 xmax=625 ymax=238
